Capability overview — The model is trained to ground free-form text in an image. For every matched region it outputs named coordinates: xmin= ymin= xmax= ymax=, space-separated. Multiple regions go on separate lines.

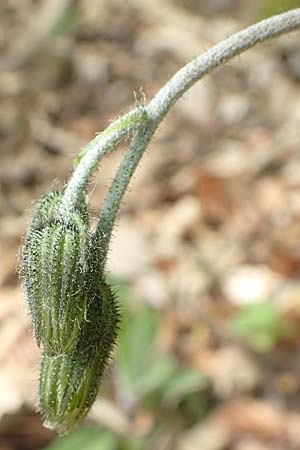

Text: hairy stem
xmin=95 ymin=125 xmax=156 ymax=252
xmin=95 ymin=9 xmax=300 ymax=254
xmin=147 ymin=8 xmax=300 ymax=122
xmin=58 ymin=107 xmax=148 ymax=217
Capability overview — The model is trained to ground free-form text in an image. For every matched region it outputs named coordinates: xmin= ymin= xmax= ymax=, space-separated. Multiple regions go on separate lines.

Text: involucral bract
xmin=21 ymin=190 xmax=120 ymax=433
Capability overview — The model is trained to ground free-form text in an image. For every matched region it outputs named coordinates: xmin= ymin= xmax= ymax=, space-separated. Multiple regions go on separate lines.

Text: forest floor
xmin=1 ymin=1 xmax=300 ymax=449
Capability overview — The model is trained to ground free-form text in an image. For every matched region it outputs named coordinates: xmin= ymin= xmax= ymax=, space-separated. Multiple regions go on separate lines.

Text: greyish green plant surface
xmin=21 ymin=9 xmax=300 ymax=435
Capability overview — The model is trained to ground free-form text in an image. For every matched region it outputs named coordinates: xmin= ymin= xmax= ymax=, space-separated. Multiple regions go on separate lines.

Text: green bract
xmin=22 ymin=190 xmax=120 ymax=433
xmin=22 ymin=191 xmax=92 ymax=356
xmin=39 ymin=279 xmax=119 ymax=435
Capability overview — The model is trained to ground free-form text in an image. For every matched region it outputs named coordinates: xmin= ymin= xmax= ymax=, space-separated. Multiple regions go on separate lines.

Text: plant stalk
xmin=60 ymin=9 xmax=300 ymax=253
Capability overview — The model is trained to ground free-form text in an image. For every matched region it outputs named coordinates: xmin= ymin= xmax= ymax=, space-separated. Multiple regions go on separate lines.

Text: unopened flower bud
xmin=39 ymin=279 xmax=119 ymax=435
xmin=22 ymin=191 xmax=92 ymax=356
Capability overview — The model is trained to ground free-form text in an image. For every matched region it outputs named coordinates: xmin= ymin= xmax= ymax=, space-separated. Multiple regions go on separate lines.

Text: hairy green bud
xmin=22 ymin=191 xmax=92 ymax=356
xmin=39 ymin=279 xmax=119 ymax=435
xmin=22 ymin=190 xmax=120 ymax=433
xmin=19 ymin=8 xmax=300 ymax=435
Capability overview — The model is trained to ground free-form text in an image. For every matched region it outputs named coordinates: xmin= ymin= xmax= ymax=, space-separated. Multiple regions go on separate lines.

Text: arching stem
xmin=95 ymin=9 xmax=300 ymax=255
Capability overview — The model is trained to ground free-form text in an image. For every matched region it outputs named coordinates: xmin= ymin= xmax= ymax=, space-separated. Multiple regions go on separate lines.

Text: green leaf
xmin=44 ymin=426 xmax=119 ymax=450
xmin=115 ymin=285 xmax=209 ymax=406
xmin=121 ymin=437 xmax=145 ymax=450
xmin=162 ymin=369 xmax=209 ymax=403
xmin=117 ymin=304 xmax=159 ymax=393
xmin=229 ymin=303 xmax=289 ymax=352
xmin=133 ymin=354 xmax=177 ymax=398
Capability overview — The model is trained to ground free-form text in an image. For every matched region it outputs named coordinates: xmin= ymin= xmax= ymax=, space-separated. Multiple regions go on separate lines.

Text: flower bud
xmin=39 ymin=279 xmax=119 ymax=435
xmin=22 ymin=191 xmax=92 ymax=356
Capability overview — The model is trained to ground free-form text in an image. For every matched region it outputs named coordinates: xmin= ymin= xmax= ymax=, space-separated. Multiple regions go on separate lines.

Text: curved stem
xmin=96 ymin=9 xmax=300 ymax=255
xmin=58 ymin=107 xmax=148 ymax=218
xmin=95 ymin=124 xmax=156 ymax=252
xmin=147 ymin=8 xmax=300 ymax=122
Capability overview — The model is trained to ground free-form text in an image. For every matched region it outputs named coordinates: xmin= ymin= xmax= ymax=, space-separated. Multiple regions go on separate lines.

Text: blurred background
xmin=1 ymin=0 xmax=300 ymax=449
